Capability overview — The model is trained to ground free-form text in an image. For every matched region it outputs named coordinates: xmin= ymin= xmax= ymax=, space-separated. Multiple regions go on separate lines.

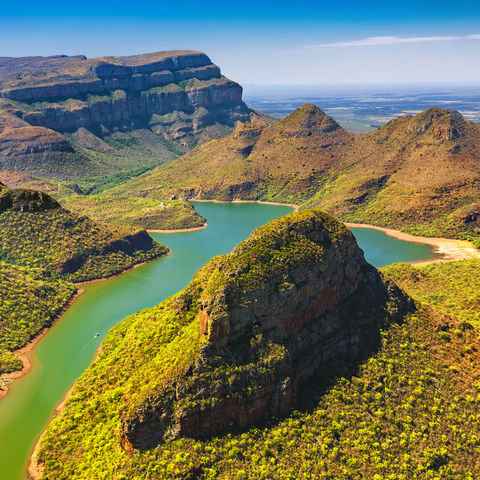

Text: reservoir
xmin=0 ymin=202 xmax=437 ymax=479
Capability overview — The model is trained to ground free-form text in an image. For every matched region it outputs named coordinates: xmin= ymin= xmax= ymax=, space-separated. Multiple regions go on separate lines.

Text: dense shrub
xmin=0 ymin=263 xmax=75 ymax=375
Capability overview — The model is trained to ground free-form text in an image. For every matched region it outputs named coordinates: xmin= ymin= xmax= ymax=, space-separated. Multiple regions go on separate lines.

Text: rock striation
xmin=0 ymin=51 xmax=256 ymax=179
xmin=118 ymin=209 xmax=413 ymax=451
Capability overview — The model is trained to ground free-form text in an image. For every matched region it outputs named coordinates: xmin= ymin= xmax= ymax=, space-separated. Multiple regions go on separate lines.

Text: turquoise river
xmin=0 ymin=202 xmax=438 ymax=479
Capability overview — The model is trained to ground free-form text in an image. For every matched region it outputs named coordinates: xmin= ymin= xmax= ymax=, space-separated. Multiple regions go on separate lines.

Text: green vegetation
xmin=328 ymin=184 xmax=480 ymax=249
xmin=0 ymin=206 xmax=168 ymax=282
xmin=36 ymin=213 xmax=480 ymax=479
xmin=0 ymin=51 xmax=255 ymax=181
xmin=0 ymin=186 xmax=169 ymax=375
xmin=0 ymin=172 xmax=206 ymax=230
xmin=60 ymin=195 xmax=206 ymax=230
xmin=0 ymin=263 xmax=75 ymax=375
xmin=79 ymin=166 xmax=158 ymax=195
xmin=34 ymin=209 xmax=404 ymax=479
xmin=111 ymin=106 xmax=480 ymax=248
xmin=36 ymin=293 xmax=201 ymax=478
xmin=384 ymin=260 xmax=480 ymax=324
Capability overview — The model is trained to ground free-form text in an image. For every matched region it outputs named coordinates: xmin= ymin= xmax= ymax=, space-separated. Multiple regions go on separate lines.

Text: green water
xmin=0 ymin=202 xmax=437 ymax=480
xmin=351 ymin=226 xmax=437 ymax=268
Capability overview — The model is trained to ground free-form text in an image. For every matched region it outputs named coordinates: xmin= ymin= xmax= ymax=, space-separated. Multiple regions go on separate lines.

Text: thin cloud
xmin=307 ymin=34 xmax=480 ymax=48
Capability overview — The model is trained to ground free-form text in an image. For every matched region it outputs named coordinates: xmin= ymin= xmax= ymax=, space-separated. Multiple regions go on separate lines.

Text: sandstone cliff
xmin=0 ymin=51 xmax=257 ymax=180
xmin=114 ymin=209 xmax=413 ymax=451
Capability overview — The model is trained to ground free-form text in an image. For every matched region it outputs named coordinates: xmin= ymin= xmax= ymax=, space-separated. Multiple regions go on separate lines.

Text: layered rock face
xmin=120 ymin=210 xmax=413 ymax=451
xmin=0 ymin=51 xmax=254 ymax=178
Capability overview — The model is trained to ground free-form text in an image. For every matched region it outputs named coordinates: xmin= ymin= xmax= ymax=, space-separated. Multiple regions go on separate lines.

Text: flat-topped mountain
xmin=114 ymin=105 xmax=480 ymax=245
xmin=0 ymin=50 xmax=259 ymax=181
xmin=33 ymin=210 xmax=412 ymax=478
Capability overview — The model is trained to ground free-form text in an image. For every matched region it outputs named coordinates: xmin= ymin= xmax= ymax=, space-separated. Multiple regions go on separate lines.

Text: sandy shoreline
xmin=191 ymin=198 xmax=300 ymax=212
xmin=148 ymin=223 xmax=207 ymax=233
xmin=344 ymin=222 xmax=480 ymax=265
xmin=0 ymin=289 xmax=84 ymax=402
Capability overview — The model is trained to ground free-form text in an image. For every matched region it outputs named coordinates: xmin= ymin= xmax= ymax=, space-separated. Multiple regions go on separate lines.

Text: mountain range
xmin=112 ymin=104 xmax=480 ymax=243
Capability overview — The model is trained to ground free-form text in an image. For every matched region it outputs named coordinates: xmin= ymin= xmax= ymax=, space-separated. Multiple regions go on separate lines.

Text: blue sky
xmin=2 ymin=0 xmax=480 ymax=85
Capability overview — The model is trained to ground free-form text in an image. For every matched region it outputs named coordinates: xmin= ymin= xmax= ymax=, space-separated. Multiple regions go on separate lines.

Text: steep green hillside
xmin=0 ymin=187 xmax=168 ymax=282
xmin=34 ymin=210 xmax=414 ymax=479
xmin=112 ymin=105 xmax=480 ymax=247
xmin=34 ymin=251 xmax=480 ymax=479
xmin=0 ymin=263 xmax=75 ymax=375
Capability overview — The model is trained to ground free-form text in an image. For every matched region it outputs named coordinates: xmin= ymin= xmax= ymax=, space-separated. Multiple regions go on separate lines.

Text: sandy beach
xmin=344 ymin=222 xmax=480 ymax=266
xmin=148 ymin=223 xmax=207 ymax=233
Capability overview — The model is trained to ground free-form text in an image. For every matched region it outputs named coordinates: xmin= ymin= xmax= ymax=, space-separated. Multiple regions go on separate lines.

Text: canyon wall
xmin=0 ymin=51 xmax=256 ymax=179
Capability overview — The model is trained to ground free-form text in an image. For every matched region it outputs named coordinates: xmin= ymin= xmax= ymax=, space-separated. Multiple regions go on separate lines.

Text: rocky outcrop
xmin=454 ymin=203 xmax=480 ymax=228
xmin=407 ymin=107 xmax=466 ymax=140
xmin=0 ymin=51 xmax=257 ymax=179
xmin=119 ymin=210 xmax=414 ymax=451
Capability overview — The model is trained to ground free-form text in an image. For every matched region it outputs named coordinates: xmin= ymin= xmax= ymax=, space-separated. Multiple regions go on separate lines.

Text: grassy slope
xmin=0 ymin=104 xmax=177 ymax=183
xmin=36 ymin=212 xmax=480 ymax=480
xmin=112 ymin=105 xmax=480 ymax=247
xmin=0 ymin=171 xmax=206 ymax=230
xmin=59 ymin=194 xmax=206 ymax=230
xmin=0 ymin=205 xmax=168 ymax=282
xmin=36 ymin=255 xmax=480 ymax=479
xmin=109 ymin=105 xmax=355 ymax=204
xmin=384 ymin=260 xmax=480 ymax=325
xmin=0 ymin=186 xmax=169 ymax=375
xmin=0 ymin=263 xmax=76 ymax=375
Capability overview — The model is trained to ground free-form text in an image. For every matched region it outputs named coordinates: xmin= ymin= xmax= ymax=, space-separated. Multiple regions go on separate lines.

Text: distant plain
xmin=245 ymin=84 xmax=480 ymax=132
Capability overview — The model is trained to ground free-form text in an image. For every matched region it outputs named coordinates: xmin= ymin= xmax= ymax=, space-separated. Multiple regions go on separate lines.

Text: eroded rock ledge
xmin=0 ymin=51 xmax=255 ymax=178
xmin=119 ymin=209 xmax=414 ymax=452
